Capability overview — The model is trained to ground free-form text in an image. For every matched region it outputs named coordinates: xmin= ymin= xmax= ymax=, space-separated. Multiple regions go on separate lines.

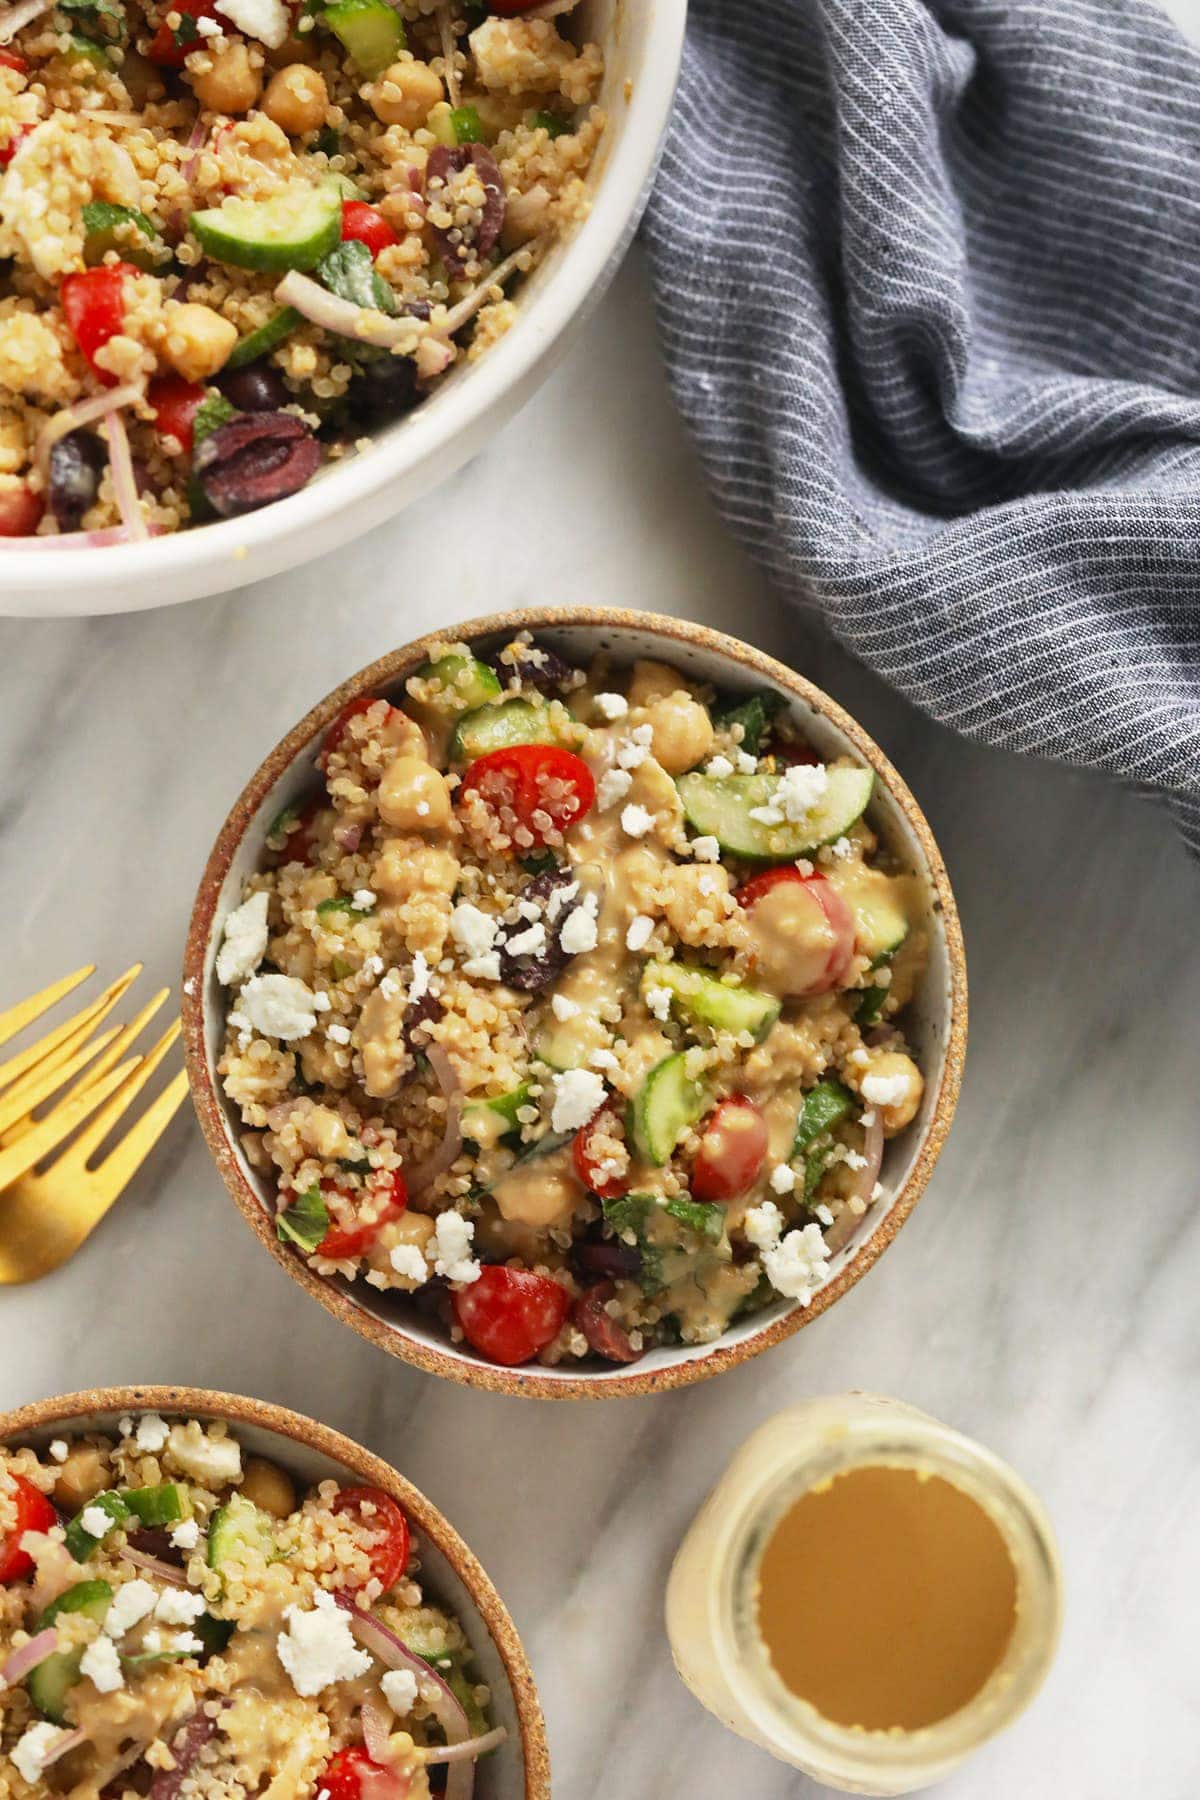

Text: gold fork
xmin=0 ymin=965 xmax=190 ymax=1284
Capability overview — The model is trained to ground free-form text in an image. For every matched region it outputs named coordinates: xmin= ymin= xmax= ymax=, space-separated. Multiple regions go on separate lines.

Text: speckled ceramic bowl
xmin=183 ymin=608 xmax=967 ymax=1398
xmin=0 ymin=1386 xmax=549 ymax=1799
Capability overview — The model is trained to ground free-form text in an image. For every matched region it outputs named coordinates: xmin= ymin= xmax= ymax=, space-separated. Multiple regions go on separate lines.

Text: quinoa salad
xmin=0 ymin=1412 xmax=502 ymax=1797
xmin=216 ymin=637 xmax=930 ymax=1370
xmin=0 ymin=0 xmax=602 ymax=543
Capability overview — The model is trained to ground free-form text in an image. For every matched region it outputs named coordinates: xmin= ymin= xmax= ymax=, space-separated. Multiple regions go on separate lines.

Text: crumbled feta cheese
xmin=80 ymin=1635 xmax=124 ymax=1694
xmin=617 ymin=730 xmax=651 ymax=770
xmin=589 ymin=1048 xmax=620 ymax=1073
xmin=594 ymin=692 xmax=628 ymax=720
xmin=559 ymin=895 xmax=599 ymax=955
xmin=103 ymin=1579 xmax=157 ymax=1639
xmin=155 ymin=1589 xmax=207 ymax=1627
xmin=215 ymin=0 xmax=289 ymax=46
xmin=733 ymin=749 xmax=757 ymax=774
xmin=697 ymin=875 xmax=717 ymax=895
xmin=80 ymin=1505 xmax=113 ymax=1539
xmin=134 ymin=1413 xmax=169 ymax=1453
xmin=326 ymin=1023 xmax=351 ymax=1046
xmin=861 ymin=1071 xmax=910 ymax=1107
xmin=829 ymin=835 xmax=853 ymax=860
xmin=312 ymin=991 xmax=332 ymax=1012
xmin=762 ymin=1223 xmax=831 ymax=1304
xmin=167 ymin=1422 xmax=242 ymax=1486
xmin=390 ymin=1243 xmax=429 ymax=1283
xmin=689 ymin=835 xmax=721 ymax=863
xmin=748 ymin=804 xmax=784 ymax=826
xmin=277 ymin=1589 xmax=372 ymax=1697
xmin=625 ymin=914 xmax=655 ymax=952
xmin=815 ymin=1203 xmax=835 ymax=1226
xmin=451 ymin=903 xmax=498 ymax=960
xmin=463 ymin=952 xmax=502 ymax=982
xmin=239 ymin=973 xmax=318 ymax=1042
xmin=195 ymin=13 xmax=221 ymax=31
xmin=550 ymin=1068 xmax=605 ymax=1133
xmin=165 ymin=1631 xmax=204 ymax=1656
xmin=860 ymin=1108 xmax=877 ymax=1128
xmin=170 ymin=1518 xmax=200 ymax=1552
xmin=48 ymin=1439 xmax=68 ymax=1464
xmin=769 ymin=1163 xmax=797 ymax=1195
xmin=705 ymin=755 xmax=734 ymax=778
xmin=550 ymin=993 xmax=579 ymax=1021
xmin=118 ymin=1416 xmax=133 ymax=1438
xmin=644 ymin=984 xmax=672 ymax=1021
xmin=621 ymin=804 xmax=654 ymax=839
xmin=743 ymin=1201 xmax=784 ymax=1253
xmin=216 ymin=890 xmax=270 ymax=987
xmin=364 ymin=955 xmax=385 ymax=978
xmin=596 ymin=767 xmax=633 ymax=811
xmin=545 ymin=880 xmax=578 ymax=922
xmin=776 ymin=762 xmax=829 ymax=822
xmin=381 ymin=1669 xmax=419 ymax=1715
xmin=505 ymin=922 xmax=546 ymax=959
xmin=11 ymin=1722 xmax=70 ymax=1784
xmin=432 ymin=1210 xmax=481 ymax=1284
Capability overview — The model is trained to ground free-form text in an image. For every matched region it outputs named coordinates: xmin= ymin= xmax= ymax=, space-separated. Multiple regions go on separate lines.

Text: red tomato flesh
xmin=1 ymin=124 xmax=31 ymax=168
xmin=453 ymin=1265 xmax=571 ymax=1366
xmin=341 ymin=201 xmax=399 ymax=257
xmin=320 ymin=1746 xmax=393 ymax=1800
xmin=0 ymin=49 xmax=27 ymax=71
xmin=458 ymin=744 xmax=596 ymax=849
xmin=319 ymin=696 xmax=393 ymax=770
xmin=317 ymin=1171 xmax=407 ymax=1261
xmin=691 ymin=1096 xmax=769 ymax=1202
xmin=331 ymin=1486 xmax=411 ymax=1591
xmin=61 ymin=264 xmax=135 ymax=385
xmin=0 ymin=1476 xmax=57 ymax=1583
xmin=148 ymin=375 xmax=206 ymax=455
xmin=736 ymin=866 xmax=855 ymax=997
xmin=572 ymin=1106 xmax=629 ymax=1200
xmin=0 ymin=483 xmax=45 ymax=538
xmin=148 ymin=0 xmax=220 ymax=65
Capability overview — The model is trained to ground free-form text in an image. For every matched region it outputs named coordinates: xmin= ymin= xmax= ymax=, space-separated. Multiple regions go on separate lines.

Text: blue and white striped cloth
xmin=642 ymin=0 xmax=1200 ymax=851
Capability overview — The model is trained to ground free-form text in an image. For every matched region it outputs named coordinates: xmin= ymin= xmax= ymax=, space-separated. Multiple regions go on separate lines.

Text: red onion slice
xmin=0 ymin=524 xmax=163 ymax=550
xmin=359 ymin=1766 xmax=411 ymax=1800
xmin=273 ymin=273 xmax=426 ymax=351
xmin=435 ymin=3 xmax=460 ymax=105
xmin=36 ymin=382 xmax=146 ymax=478
xmin=181 ymin=114 xmax=207 ymax=184
xmin=1 ymin=1626 xmax=58 ymax=1686
xmin=104 ymin=408 xmax=149 ymax=541
xmin=361 ymin=1690 xmax=395 ymax=1766
xmin=41 ymin=1727 xmax=87 ymax=1769
xmin=148 ymin=1712 xmax=219 ymax=1800
xmin=0 ymin=0 xmax=51 ymax=42
xmin=404 ymin=1041 xmax=463 ymax=1196
xmin=422 ymin=1726 xmax=508 ymax=1765
xmin=822 ymin=1109 xmax=884 ymax=1253
xmin=122 ymin=1547 xmax=188 ymax=1586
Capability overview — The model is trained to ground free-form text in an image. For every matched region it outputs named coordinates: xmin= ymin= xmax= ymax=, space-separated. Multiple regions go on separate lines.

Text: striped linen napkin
xmin=642 ymin=0 xmax=1200 ymax=851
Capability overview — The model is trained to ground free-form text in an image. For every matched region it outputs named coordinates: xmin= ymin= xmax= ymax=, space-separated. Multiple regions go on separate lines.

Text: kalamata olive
xmin=47 ymin=430 xmax=105 ymax=529
xmin=491 ymin=641 xmax=580 ymax=694
xmin=496 ymin=867 xmax=580 ymax=991
xmin=218 ymin=360 xmax=290 ymax=413
xmin=425 ymin=143 xmax=505 ymax=270
xmin=344 ymin=354 xmax=420 ymax=428
xmin=404 ymin=992 xmax=443 ymax=1051
xmin=573 ymin=1281 xmax=643 ymax=1364
xmin=193 ymin=412 xmax=320 ymax=517
xmin=126 ymin=1527 xmax=184 ymax=1566
xmin=571 ymin=1234 xmax=642 ymax=1283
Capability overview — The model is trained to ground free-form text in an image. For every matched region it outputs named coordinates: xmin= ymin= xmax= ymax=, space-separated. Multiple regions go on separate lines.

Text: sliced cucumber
xmin=192 ymin=183 xmax=342 ymax=274
xmin=226 ymin=305 xmax=302 ymax=371
xmin=30 ymin=1581 xmax=112 ymax=1723
xmin=449 ymin=698 xmax=555 ymax=763
xmin=824 ymin=860 xmax=909 ymax=964
xmin=462 ymin=1082 xmax=531 ymax=1146
xmin=677 ymin=766 xmax=874 ymax=862
xmin=628 ymin=1053 xmax=707 ymax=1166
xmin=533 ymin=1009 xmax=610 ymax=1073
xmin=207 ymin=1493 xmax=275 ymax=1572
xmin=322 ymin=0 xmax=404 ymax=74
xmin=642 ymin=962 xmax=779 ymax=1043
xmin=415 ymin=654 xmax=502 ymax=715
xmin=65 ymin=1491 xmax=131 ymax=1562
xmin=123 ymin=1483 xmax=185 ymax=1528
xmin=82 ymin=201 xmax=160 ymax=271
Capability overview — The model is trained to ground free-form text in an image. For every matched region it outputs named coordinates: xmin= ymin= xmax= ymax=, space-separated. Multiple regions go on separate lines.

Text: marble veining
xmin=1 ymin=252 xmax=1198 ymax=1798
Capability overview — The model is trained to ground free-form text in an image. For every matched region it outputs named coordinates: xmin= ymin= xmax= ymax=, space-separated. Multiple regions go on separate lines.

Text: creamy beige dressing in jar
xmin=665 ymin=1395 xmax=1062 ymax=1795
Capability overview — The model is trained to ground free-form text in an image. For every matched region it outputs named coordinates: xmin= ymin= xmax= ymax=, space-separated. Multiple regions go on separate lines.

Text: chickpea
xmin=860 ymin=1050 xmax=924 ymax=1135
xmin=662 ymin=862 xmax=737 ymax=946
xmin=262 ymin=63 xmax=328 ymax=136
xmin=492 ymin=1162 xmax=577 ymax=1228
xmin=368 ymin=57 xmax=443 ymax=129
xmin=53 ymin=1445 xmax=109 ymax=1512
xmin=160 ymin=301 xmax=238 ymax=383
xmin=627 ymin=659 xmax=687 ymax=707
xmin=191 ymin=38 xmax=262 ymax=115
xmin=377 ymin=756 xmax=452 ymax=832
xmin=371 ymin=1209 xmax=435 ymax=1288
xmin=642 ymin=692 xmax=714 ymax=775
xmin=240 ymin=1457 xmax=296 ymax=1519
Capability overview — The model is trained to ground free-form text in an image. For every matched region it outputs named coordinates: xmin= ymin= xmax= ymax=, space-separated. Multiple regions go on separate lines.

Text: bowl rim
xmin=0 ymin=0 xmax=687 ymax=614
xmin=183 ymin=605 xmax=968 ymax=1399
xmin=0 ymin=1383 xmax=550 ymax=1799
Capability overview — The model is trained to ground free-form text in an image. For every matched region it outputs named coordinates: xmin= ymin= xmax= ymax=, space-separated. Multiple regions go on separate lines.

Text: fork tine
xmin=67 ymin=1019 xmax=184 ymax=1172
xmin=0 ymin=966 xmax=142 ymax=1096
xmin=86 ymin=1067 xmax=190 ymax=1196
xmin=0 ymin=1026 xmax=123 ymax=1139
xmin=58 ymin=988 xmax=170 ymax=1105
xmin=0 ymin=966 xmax=94 ymax=1050
xmin=0 ymin=1057 xmax=141 ymax=1192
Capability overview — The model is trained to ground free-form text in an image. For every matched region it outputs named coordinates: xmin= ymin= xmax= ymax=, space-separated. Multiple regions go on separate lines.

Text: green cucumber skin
xmin=450 ymin=699 xmax=555 ymax=763
xmin=322 ymin=0 xmax=404 ymax=74
xmin=226 ymin=306 xmax=302 ymax=370
xmin=207 ymin=1494 xmax=275 ymax=1570
xmin=629 ymin=1053 xmax=707 ymax=1166
xmin=416 ymin=655 xmax=502 ymax=714
xmin=30 ymin=1581 xmax=113 ymax=1723
xmin=644 ymin=963 xmax=780 ymax=1043
xmin=123 ymin=1483 xmax=184 ymax=1528
xmin=677 ymin=766 xmax=874 ymax=862
xmin=64 ymin=1491 xmax=130 ymax=1561
xmin=191 ymin=190 xmax=342 ymax=275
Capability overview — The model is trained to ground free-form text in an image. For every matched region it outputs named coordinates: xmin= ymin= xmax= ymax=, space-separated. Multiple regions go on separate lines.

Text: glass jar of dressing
xmin=665 ymin=1394 xmax=1062 ymax=1796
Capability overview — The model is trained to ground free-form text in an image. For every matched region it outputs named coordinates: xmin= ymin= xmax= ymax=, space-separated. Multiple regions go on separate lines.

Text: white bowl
xmin=0 ymin=1 xmax=686 ymax=618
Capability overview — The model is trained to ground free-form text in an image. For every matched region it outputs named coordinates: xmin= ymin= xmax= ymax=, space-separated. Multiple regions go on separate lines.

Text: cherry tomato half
xmin=148 ymin=375 xmax=206 ymax=455
xmin=319 ymin=1746 xmax=394 ymax=1800
xmin=332 ymin=1486 xmax=411 ymax=1591
xmin=0 ymin=124 xmax=31 ymax=168
xmin=61 ymin=264 xmax=136 ymax=386
xmin=0 ymin=49 xmax=28 ymax=72
xmin=317 ymin=1171 xmax=408 ymax=1261
xmin=458 ymin=744 xmax=595 ymax=849
xmin=0 ymin=1476 xmax=57 ymax=1583
xmin=319 ymin=696 xmax=393 ymax=771
xmin=148 ymin=0 xmax=220 ymax=65
xmin=691 ymin=1096 xmax=769 ymax=1203
xmin=341 ymin=201 xmax=399 ymax=257
xmin=572 ymin=1105 xmax=629 ymax=1200
xmin=0 ymin=482 xmax=45 ymax=538
xmin=453 ymin=1266 xmax=572 ymax=1366
xmin=736 ymin=866 xmax=855 ymax=997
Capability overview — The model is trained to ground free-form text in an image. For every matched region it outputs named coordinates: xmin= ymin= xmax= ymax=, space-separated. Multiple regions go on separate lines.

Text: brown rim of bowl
xmin=0 ymin=1385 xmax=550 ymax=1800
xmin=183 ymin=606 xmax=968 ymax=1401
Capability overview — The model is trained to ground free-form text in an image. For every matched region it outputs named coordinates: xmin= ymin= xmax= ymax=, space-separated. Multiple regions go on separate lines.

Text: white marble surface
xmin=2 ymin=250 xmax=1199 ymax=1799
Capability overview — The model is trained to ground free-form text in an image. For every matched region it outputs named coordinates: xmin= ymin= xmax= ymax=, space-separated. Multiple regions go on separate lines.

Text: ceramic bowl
xmin=0 ymin=1 xmax=686 ymax=619
xmin=183 ymin=607 xmax=968 ymax=1398
xmin=0 ymin=1385 xmax=549 ymax=1799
